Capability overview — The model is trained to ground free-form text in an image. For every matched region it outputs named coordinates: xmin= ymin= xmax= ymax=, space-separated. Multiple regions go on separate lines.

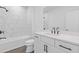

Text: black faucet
xmin=51 ymin=27 xmax=59 ymax=34
xmin=0 ymin=30 xmax=4 ymax=34
xmin=53 ymin=27 xmax=56 ymax=34
xmin=56 ymin=27 xmax=59 ymax=34
xmin=51 ymin=27 xmax=55 ymax=34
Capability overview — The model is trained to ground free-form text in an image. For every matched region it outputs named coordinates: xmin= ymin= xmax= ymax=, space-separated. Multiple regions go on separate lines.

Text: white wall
xmin=0 ymin=8 xmax=7 ymax=37
xmin=0 ymin=6 xmax=45 ymax=38
xmin=3 ymin=6 xmax=32 ymax=38
xmin=2 ymin=6 xmax=79 ymax=38
xmin=65 ymin=10 xmax=79 ymax=32
xmin=45 ymin=6 xmax=79 ymax=31
xmin=32 ymin=7 xmax=44 ymax=33
xmin=46 ymin=9 xmax=65 ymax=31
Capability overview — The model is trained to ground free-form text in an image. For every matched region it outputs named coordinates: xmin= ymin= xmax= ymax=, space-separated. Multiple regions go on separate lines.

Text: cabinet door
xmin=35 ymin=42 xmax=56 ymax=53
xmin=34 ymin=37 xmax=45 ymax=53
xmin=34 ymin=35 xmax=56 ymax=53
xmin=46 ymin=44 xmax=55 ymax=53
xmin=34 ymin=39 xmax=56 ymax=53
xmin=39 ymin=35 xmax=54 ymax=46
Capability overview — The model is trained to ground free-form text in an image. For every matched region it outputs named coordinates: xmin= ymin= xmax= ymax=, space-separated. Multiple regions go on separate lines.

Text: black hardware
xmin=59 ymin=45 xmax=72 ymax=51
xmin=34 ymin=36 xmax=39 ymax=38
xmin=57 ymin=31 xmax=59 ymax=34
xmin=0 ymin=6 xmax=8 ymax=12
xmin=44 ymin=45 xmax=48 ymax=53
xmin=44 ymin=45 xmax=46 ymax=52
xmin=0 ymin=30 xmax=4 ymax=34
xmin=46 ymin=45 xmax=48 ymax=53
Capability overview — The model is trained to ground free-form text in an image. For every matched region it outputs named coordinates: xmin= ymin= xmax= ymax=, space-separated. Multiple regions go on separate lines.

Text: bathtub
xmin=0 ymin=35 xmax=31 ymax=53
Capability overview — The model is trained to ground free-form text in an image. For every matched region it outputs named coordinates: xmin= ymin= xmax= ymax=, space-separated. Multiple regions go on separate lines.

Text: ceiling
xmin=43 ymin=6 xmax=61 ymax=13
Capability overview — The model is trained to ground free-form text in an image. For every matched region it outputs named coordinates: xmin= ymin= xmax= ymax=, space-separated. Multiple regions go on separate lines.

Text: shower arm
xmin=0 ymin=6 xmax=8 ymax=12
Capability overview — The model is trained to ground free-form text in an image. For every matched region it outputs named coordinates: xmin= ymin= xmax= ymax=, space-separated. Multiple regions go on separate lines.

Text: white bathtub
xmin=0 ymin=35 xmax=31 ymax=53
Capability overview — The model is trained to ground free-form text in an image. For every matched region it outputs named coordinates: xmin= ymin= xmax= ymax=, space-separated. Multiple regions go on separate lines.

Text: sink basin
xmin=45 ymin=32 xmax=64 ymax=36
xmin=45 ymin=32 xmax=52 ymax=35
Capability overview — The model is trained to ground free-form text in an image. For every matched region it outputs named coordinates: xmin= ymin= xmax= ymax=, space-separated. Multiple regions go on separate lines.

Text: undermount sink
xmin=45 ymin=32 xmax=57 ymax=36
xmin=44 ymin=32 xmax=73 ymax=41
xmin=45 ymin=32 xmax=64 ymax=36
xmin=45 ymin=32 xmax=75 ymax=38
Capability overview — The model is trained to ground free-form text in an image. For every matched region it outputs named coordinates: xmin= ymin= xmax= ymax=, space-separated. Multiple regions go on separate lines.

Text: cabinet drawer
xmin=34 ymin=35 xmax=54 ymax=46
xmin=55 ymin=40 xmax=79 ymax=53
xmin=39 ymin=35 xmax=54 ymax=46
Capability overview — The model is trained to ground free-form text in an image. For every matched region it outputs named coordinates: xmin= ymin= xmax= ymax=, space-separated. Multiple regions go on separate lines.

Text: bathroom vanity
xmin=34 ymin=31 xmax=79 ymax=53
xmin=33 ymin=6 xmax=79 ymax=53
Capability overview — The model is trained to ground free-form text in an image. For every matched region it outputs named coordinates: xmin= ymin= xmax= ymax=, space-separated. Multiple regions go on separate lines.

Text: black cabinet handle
xmin=0 ymin=30 xmax=4 ymax=34
xmin=59 ymin=45 xmax=72 ymax=51
xmin=46 ymin=45 xmax=48 ymax=53
xmin=44 ymin=45 xmax=46 ymax=52
xmin=44 ymin=45 xmax=48 ymax=53
xmin=34 ymin=36 xmax=39 ymax=38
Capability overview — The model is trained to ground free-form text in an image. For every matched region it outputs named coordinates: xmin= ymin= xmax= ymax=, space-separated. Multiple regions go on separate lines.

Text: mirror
xmin=43 ymin=6 xmax=79 ymax=32
xmin=65 ymin=10 xmax=79 ymax=32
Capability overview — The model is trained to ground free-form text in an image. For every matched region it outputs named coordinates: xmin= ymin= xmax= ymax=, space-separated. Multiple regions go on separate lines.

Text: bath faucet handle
xmin=51 ymin=27 xmax=55 ymax=34
xmin=52 ymin=27 xmax=56 ymax=34
xmin=56 ymin=27 xmax=60 ymax=34
xmin=56 ymin=27 xmax=59 ymax=30
xmin=57 ymin=31 xmax=59 ymax=34
xmin=51 ymin=27 xmax=53 ymax=33
xmin=0 ymin=30 xmax=4 ymax=34
xmin=53 ymin=27 xmax=55 ymax=30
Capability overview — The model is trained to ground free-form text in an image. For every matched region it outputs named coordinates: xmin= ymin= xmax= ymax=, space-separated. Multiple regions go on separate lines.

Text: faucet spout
xmin=51 ymin=27 xmax=60 ymax=35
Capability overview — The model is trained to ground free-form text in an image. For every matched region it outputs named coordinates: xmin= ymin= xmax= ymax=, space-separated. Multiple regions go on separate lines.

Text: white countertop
xmin=35 ymin=31 xmax=79 ymax=46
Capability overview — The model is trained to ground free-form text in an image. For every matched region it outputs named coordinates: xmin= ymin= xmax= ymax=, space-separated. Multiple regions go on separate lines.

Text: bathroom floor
xmin=5 ymin=46 xmax=26 ymax=53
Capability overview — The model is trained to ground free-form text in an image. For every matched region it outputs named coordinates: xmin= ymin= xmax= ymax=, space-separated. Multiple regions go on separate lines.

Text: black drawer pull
xmin=44 ymin=45 xmax=48 ymax=53
xmin=34 ymin=36 xmax=39 ymax=38
xmin=46 ymin=45 xmax=48 ymax=53
xmin=44 ymin=45 xmax=46 ymax=52
xmin=59 ymin=45 xmax=72 ymax=51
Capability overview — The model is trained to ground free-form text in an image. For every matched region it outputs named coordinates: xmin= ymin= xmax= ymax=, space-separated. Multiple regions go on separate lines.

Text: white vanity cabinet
xmin=34 ymin=34 xmax=68 ymax=53
xmin=34 ymin=34 xmax=79 ymax=53
xmin=34 ymin=35 xmax=55 ymax=53
xmin=34 ymin=39 xmax=55 ymax=53
xmin=34 ymin=34 xmax=66 ymax=53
